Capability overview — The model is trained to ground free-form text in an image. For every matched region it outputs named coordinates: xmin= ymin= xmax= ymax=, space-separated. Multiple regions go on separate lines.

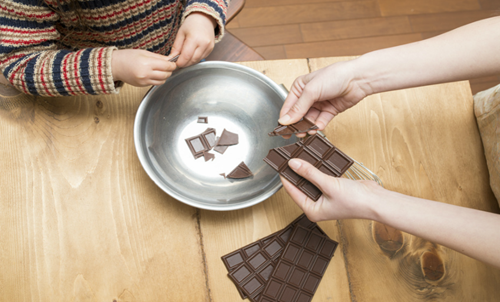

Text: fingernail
xmin=289 ymin=159 xmax=301 ymax=170
xmin=278 ymin=114 xmax=290 ymax=124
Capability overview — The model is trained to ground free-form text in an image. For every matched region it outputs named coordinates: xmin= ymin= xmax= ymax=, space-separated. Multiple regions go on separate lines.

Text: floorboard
xmin=229 ymin=0 xmax=500 ymax=93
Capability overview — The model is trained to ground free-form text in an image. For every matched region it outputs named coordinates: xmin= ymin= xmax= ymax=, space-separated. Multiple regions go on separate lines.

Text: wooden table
xmin=1 ymin=57 xmax=499 ymax=301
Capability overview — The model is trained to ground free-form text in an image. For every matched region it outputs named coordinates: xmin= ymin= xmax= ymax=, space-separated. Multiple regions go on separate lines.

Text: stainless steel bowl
xmin=134 ymin=61 xmax=297 ymax=211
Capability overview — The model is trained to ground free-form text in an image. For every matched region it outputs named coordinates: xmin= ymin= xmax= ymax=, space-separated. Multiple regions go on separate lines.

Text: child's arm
xmin=0 ymin=0 xmax=121 ymax=96
xmin=171 ymin=0 xmax=229 ymax=67
xmin=282 ymin=159 xmax=500 ymax=268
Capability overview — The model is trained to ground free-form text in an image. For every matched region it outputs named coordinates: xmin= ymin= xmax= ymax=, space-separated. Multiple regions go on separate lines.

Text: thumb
xmin=288 ymin=158 xmax=331 ymax=192
xmin=278 ymin=74 xmax=318 ymax=125
xmin=170 ymin=31 xmax=185 ymax=58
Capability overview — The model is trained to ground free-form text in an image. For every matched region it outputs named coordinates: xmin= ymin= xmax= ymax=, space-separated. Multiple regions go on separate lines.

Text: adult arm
xmin=279 ymin=16 xmax=500 ymax=131
xmin=283 ymin=159 xmax=500 ymax=268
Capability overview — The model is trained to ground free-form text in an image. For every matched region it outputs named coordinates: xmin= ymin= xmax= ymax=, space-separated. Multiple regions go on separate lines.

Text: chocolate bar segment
xmin=224 ymin=215 xmax=325 ymax=301
xmin=185 ymin=128 xmax=217 ymax=159
xmin=263 ymin=134 xmax=354 ymax=201
xmin=258 ymin=225 xmax=338 ymax=302
xmin=268 ymin=117 xmax=319 ymax=137
xmin=227 ymin=161 xmax=253 ymax=179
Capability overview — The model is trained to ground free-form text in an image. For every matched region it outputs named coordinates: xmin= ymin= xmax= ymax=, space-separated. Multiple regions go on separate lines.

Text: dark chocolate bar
xmin=258 ymin=225 xmax=338 ymax=302
xmin=268 ymin=117 xmax=319 ymax=137
xmin=222 ymin=214 xmax=325 ymax=301
xmin=263 ymin=134 xmax=353 ymax=201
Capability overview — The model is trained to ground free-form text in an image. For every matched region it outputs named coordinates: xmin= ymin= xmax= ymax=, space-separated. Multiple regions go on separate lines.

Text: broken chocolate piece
xmin=227 ymin=161 xmax=253 ymax=179
xmin=263 ymin=134 xmax=353 ymax=201
xmin=258 ymin=225 xmax=337 ymax=302
xmin=185 ymin=128 xmax=217 ymax=159
xmin=268 ymin=117 xmax=319 ymax=137
xmin=220 ymin=173 xmax=226 ymax=179
xmin=217 ymin=129 xmax=239 ymax=146
xmin=197 ymin=116 xmax=208 ymax=123
xmin=214 ymin=145 xmax=229 ymax=154
xmin=203 ymin=152 xmax=215 ymax=162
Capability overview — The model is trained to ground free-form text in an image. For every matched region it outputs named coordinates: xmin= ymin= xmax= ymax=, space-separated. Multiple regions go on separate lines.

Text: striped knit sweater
xmin=0 ymin=0 xmax=227 ymax=96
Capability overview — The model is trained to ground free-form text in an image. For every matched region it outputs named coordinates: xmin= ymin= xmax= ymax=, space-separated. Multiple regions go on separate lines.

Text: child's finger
xmin=152 ymin=59 xmax=176 ymax=72
xmin=176 ymin=38 xmax=197 ymax=67
xmin=170 ymin=32 xmax=185 ymax=59
xmin=150 ymin=70 xmax=172 ymax=81
xmin=187 ymin=46 xmax=205 ymax=66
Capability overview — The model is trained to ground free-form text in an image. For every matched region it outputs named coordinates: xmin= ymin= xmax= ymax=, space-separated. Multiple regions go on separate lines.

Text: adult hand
xmin=281 ymin=158 xmax=380 ymax=222
xmin=279 ymin=60 xmax=373 ymax=137
xmin=170 ymin=12 xmax=217 ymax=68
xmin=111 ymin=49 xmax=176 ymax=86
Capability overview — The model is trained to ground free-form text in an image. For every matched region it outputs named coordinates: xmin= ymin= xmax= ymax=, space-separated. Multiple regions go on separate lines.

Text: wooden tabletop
xmin=1 ymin=57 xmax=499 ymax=301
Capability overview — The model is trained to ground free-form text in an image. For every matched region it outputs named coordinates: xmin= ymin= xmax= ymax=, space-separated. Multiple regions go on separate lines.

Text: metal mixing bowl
xmin=134 ymin=61 xmax=297 ymax=211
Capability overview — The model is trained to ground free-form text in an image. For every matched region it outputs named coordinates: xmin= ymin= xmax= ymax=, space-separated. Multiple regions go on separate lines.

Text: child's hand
xmin=111 ymin=49 xmax=177 ymax=86
xmin=281 ymin=158 xmax=381 ymax=222
xmin=171 ymin=12 xmax=217 ymax=68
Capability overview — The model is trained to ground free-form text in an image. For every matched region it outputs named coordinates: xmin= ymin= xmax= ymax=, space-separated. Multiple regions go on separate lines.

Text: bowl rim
xmin=133 ymin=61 xmax=289 ymax=211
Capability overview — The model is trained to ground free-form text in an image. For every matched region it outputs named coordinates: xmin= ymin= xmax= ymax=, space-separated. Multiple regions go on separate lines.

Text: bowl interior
xmin=135 ymin=62 xmax=296 ymax=210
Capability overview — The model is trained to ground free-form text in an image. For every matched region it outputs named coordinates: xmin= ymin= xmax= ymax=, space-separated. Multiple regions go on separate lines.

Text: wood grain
xmin=229 ymin=24 xmax=303 ymax=47
xmin=409 ymin=10 xmax=500 ymax=33
xmin=479 ymin=0 xmax=500 ymax=9
xmin=235 ymin=1 xmax=381 ymax=27
xmin=301 ymin=16 xmax=412 ymax=43
xmin=378 ymin=0 xmax=481 ymax=16
xmin=285 ymin=33 xmax=422 ymax=58
xmin=206 ymin=31 xmax=264 ymax=62
xmin=245 ymin=0 xmax=349 ymax=7
xmin=0 ymin=86 xmax=209 ymax=301
xmin=309 ymin=57 xmax=500 ymax=301
xmin=199 ymin=59 xmax=351 ymax=302
xmin=253 ymin=45 xmax=287 ymax=60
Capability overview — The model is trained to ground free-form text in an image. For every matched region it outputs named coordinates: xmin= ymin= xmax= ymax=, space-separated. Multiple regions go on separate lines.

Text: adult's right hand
xmin=279 ymin=60 xmax=373 ymax=136
xmin=111 ymin=49 xmax=177 ymax=87
xmin=282 ymin=158 xmax=381 ymax=222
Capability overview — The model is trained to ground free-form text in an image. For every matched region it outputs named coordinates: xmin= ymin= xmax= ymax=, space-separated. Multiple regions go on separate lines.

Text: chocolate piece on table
xmin=219 ymin=173 xmax=226 ymax=179
xmin=185 ymin=128 xmax=217 ymax=159
xmin=203 ymin=152 xmax=215 ymax=162
xmin=216 ymin=129 xmax=239 ymax=146
xmin=221 ymin=214 xmax=325 ymax=301
xmin=226 ymin=161 xmax=253 ymax=179
xmin=263 ymin=134 xmax=353 ymax=201
xmin=258 ymin=225 xmax=338 ymax=302
xmin=268 ymin=117 xmax=319 ymax=137
xmin=197 ymin=116 xmax=208 ymax=123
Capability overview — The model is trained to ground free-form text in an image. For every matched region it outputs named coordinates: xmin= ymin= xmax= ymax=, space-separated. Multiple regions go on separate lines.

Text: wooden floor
xmin=228 ymin=0 xmax=500 ymax=94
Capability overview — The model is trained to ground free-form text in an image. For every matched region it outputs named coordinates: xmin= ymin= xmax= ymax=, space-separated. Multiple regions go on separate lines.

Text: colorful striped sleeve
xmin=0 ymin=0 xmax=119 ymax=96
xmin=183 ymin=0 xmax=228 ymax=42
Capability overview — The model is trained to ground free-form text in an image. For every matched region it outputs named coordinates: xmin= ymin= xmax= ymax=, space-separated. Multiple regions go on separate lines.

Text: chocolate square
xmin=259 ymin=226 xmax=338 ymax=302
xmin=263 ymin=134 xmax=353 ymax=201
